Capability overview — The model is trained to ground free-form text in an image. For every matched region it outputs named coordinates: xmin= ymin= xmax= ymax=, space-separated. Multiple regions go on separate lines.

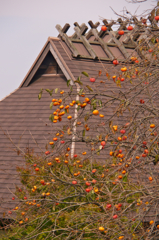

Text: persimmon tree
xmin=3 ymin=5 xmax=159 ymax=240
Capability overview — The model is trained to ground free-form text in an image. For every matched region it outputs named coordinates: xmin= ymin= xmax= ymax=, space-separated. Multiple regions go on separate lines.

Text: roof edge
xmin=19 ymin=39 xmax=50 ymax=88
xmin=0 ymin=88 xmax=18 ymax=102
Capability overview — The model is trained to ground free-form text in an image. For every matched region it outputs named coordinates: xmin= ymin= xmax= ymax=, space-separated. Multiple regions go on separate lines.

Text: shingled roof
xmin=0 ymin=16 xmax=158 ymax=219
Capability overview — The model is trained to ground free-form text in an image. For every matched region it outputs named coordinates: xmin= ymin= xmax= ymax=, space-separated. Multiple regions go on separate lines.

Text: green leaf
xmin=91 ymin=99 xmax=97 ymax=105
xmin=77 ymin=106 xmax=80 ymax=111
xmin=70 ymin=86 xmax=73 ymax=91
xmin=98 ymin=100 xmax=102 ymax=107
xmin=38 ymin=88 xmax=43 ymax=100
xmin=82 ymin=129 xmax=85 ymax=137
xmin=55 ymin=88 xmax=58 ymax=93
xmin=78 ymin=88 xmax=84 ymax=95
xmin=154 ymin=154 xmax=159 ymax=165
xmin=49 ymin=114 xmax=54 ymax=122
xmin=38 ymin=93 xmax=42 ymax=100
xmin=67 ymin=80 xmax=71 ymax=87
xmin=93 ymin=104 xmax=97 ymax=110
xmin=86 ymin=85 xmax=93 ymax=92
xmin=123 ymin=174 xmax=128 ymax=182
xmin=45 ymin=89 xmax=53 ymax=96
xmin=50 ymin=102 xmax=53 ymax=110
xmin=82 ymin=71 xmax=89 ymax=77
xmin=74 ymin=77 xmax=83 ymax=85
xmin=96 ymin=150 xmax=100 ymax=155
xmin=151 ymin=37 xmax=156 ymax=44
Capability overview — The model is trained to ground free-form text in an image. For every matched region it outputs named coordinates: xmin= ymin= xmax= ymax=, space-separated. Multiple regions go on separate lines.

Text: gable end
xmin=20 ymin=39 xmax=75 ymax=87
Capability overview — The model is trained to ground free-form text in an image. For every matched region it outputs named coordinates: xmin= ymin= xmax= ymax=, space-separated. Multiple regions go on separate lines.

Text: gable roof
xmin=0 ymin=17 xmax=158 ymax=219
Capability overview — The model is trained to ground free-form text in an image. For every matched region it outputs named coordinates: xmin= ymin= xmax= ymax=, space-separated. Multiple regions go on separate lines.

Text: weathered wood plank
xmin=85 ymin=22 xmax=100 ymax=40
xmin=88 ymin=21 xmax=100 ymax=29
xmin=61 ymin=23 xmax=70 ymax=34
xmin=103 ymin=19 xmax=115 ymax=31
xmin=70 ymin=38 xmax=135 ymax=48
xmin=56 ymin=24 xmax=79 ymax=57
xmin=72 ymin=23 xmax=88 ymax=39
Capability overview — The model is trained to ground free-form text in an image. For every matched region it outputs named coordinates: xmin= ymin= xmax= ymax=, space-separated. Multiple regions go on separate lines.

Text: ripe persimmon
xmin=99 ymin=226 xmax=105 ymax=231
xmin=127 ymin=25 xmax=133 ymax=30
xmin=113 ymin=60 xmax=119 ymax=65
xmin=93 ymin=110 xmax=99 ymax=115
xmin=101 ymin=25 xmax=107 ymax=31
xmin=121 ymin=67 xmax=127 ymax=72
xmin=118 ymin=30 xmax=124 ymax=35
xmin=85 ymin=98 xmax=90 ymax=102
xmin=149 ymin=176 xmax=153 ymax=181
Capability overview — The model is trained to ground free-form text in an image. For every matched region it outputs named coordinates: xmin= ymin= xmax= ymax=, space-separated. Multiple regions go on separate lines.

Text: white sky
xmin=0 ymin=0 xmax=157 ymax=100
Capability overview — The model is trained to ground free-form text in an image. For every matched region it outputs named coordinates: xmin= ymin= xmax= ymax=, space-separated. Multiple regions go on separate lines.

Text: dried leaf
xmin=86 ymin=85 xmax=93 ymax=91
xmin=106 ymin=72 xmax=110 ymax=80
xmin=84 ymin=115 xmax=89 ymax=122
xmin=105 ymin=135 xmax=108 ymax=142
xmin=98 ymin=70 xmax=102 ymax=76
xmin=67 ymin=128 xmax=72 ymax=135
xmin=109 ymin=121 xmax=112 ymax=129
xmin=98 ymin=135 xmax=102 ymax=141
xmin=55 ymin=88 xmax=58 ymax=93
xmin=50 ymin=102 xmax=53 ymax=110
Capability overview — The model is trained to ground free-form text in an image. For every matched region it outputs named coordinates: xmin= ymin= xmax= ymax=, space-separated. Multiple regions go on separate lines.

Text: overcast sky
xmin=0 ymin=0 xmax=156 ymax=100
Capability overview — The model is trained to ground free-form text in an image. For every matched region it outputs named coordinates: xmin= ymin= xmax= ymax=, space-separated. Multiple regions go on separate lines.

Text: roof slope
xmin=0 ymin=37 xmax=77 ymax=216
